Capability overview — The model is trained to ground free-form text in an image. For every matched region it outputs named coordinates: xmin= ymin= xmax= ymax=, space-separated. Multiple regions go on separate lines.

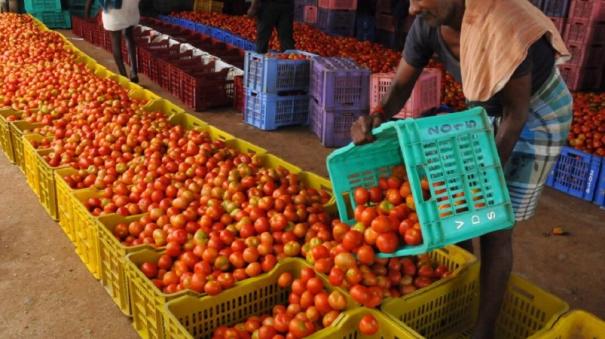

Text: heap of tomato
xmin=568 ymin=92 xmax=605 ymax=156
xmin=212 ymin=267 xmax=347 ymax=339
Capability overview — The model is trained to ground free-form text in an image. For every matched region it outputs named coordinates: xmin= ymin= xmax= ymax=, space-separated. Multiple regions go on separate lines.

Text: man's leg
xmin=472 ymin=228 xmax=513 ymax=339
xmin=110 ymin=30 xmax=127 ymax=77
xmin=124 ymin=26 xmax=138 ymax=82
xmin=276 ymin=4 xmax=295 ymax=51
xmin=256 ymin=3 xmax=277 ymax=53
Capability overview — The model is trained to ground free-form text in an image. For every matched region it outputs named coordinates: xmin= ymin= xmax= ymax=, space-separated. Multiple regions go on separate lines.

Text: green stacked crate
xmin=26 ymin=0 xmax=71 ymax=29
xmin=68 ymin=0 xmax=101 ymax=18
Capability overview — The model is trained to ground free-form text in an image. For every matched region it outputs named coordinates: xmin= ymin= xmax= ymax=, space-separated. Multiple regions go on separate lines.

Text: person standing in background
xmin=85 ymin=0 xmax=140 ymax=83
xmin=247 ymin=0 xmax=295 ymax=53
xmin=392 ymin=0 xmax=409 ymax=51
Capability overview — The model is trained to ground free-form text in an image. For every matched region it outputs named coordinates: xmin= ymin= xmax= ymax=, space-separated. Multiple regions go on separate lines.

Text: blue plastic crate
xmin=327 ymin=107 xmax=514 ymax=257
xmin=309 ymin=96 xmax=366 ymax=148
xmin=543 ymin=0 xmax=571 ymax=17
xmin=244 ymin=50 xmax=315 ymax=93
xmin=242 ymin=39 xmax=256 ymax=52
xmin=317 ymin=8 xmax=356 ymax=36
xmin=158 ymin=15 xmax=174 ymax=24
xmin=31 ymin=11 xmax=71 ymax=29
xmin=546 ymin=146 xmax=602 ymax=201
xmin=594 ymin=159 xmax=605 ymax=208
xmin=310 ymin=57 xmax=370 ymax=111
xmin=244 ymin=89 xmax=310 ymax=130
xmin=25 ymin=0 xmax=61 ymax=12
xmin=193 ymin=22 xmax=211 ymax=36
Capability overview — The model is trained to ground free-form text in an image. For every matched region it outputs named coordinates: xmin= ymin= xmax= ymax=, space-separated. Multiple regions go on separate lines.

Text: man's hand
xmin=351 ymin=115 xmax=383 ymax=145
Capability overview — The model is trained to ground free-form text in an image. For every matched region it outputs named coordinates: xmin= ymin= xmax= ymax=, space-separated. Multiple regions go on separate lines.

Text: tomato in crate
xmin=327 ymin=107 xmax=515 ymax=257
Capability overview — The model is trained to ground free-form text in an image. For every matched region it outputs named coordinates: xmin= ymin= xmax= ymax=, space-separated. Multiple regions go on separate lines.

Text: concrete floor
xmin=0 ymin=30 xmax=603 ymax=338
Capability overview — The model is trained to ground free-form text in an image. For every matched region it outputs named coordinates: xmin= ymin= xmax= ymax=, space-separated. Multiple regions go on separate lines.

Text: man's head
xmin=409 ymin=0 xmax=464 ymax=28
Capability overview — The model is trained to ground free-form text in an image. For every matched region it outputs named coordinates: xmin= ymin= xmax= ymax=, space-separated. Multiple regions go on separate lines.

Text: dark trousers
xmin=110 ymin=26 xmax=138 ymax=80
xmin=256 ymin=2 xmax=295 ymax=53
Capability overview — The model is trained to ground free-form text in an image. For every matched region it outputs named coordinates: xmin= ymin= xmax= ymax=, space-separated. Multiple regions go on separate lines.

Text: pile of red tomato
xmin=212 ymin=267 xmax=356 ymax=338
xmin=568 ymin=92 xmax=605 ymax=156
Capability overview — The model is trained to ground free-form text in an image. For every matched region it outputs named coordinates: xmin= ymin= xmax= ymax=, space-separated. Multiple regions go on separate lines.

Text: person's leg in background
xmin=124 ymin=26 xmax=138 ymax=82
xmin=255 ymin=2 xmax=278 ymax=53
xmin=276 ymin=3 xmax=295 ymax=51
xmin=110 ymin=30 xmax=128 ymax=77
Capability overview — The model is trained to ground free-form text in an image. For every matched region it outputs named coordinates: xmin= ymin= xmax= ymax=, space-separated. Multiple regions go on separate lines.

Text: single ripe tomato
xmin=354 ymin=187 xmax=370 ymax=205
xmin=376 ymin=232 xmax=399 ymax=253
xmin=358 ymin=314 xmax=379 ymax=335
xmin=278 ymin=272 xmax=293 ymax=288
xmin=404 ymin=227 xmax=423 ymax=246
xmin=356 ymin=245 xmax=375 ymax=265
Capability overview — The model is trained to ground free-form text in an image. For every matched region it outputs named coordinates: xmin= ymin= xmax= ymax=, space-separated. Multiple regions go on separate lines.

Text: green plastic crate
xmin=25 ymin=0 xmax=61 ymax=13
xmin=327 ymin=107 xmax=514 ymax=257
xmin=30 ymin=11 xmax=71 ymax=29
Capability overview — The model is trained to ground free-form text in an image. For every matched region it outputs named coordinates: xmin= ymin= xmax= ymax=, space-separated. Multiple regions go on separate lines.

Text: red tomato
xmin=404 ymin=228 xmax=423 ymax=246
xmin=358 ymin=314 xmax=379 ymax=335
xmin=306 ymin=277 xmax=324 ymax=295
xmin=354 ymin=187 xmax=370 ymax=205
xmin=327 ymin=291 xmax=347 ymax=311
xmin=375 ymin=232 xmax=399 ymax=253
xmin=328 ymin=267 xmax=345 ymax=286
xmin=278 ymin=272 xmax=293 ymax=288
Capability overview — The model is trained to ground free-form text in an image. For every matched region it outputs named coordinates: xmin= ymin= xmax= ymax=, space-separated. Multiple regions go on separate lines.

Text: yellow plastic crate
xmin=129 ymin=88 xmax=159 ymax=105
xmin=125 ymin=248 xmax=198 ymax=339
xmin=169 ymin=113 xmax=209 ymax=131
xmin=23 ymin=134 xmax=44 ymax=196
xmin=381 ymin=272 xmax=569 ymax=339
xmin=143 ymin=99 xmax=186 ymax=119
xmin=71 ymin=189 xmax=103 ymax=280
xmin=96 ymin=213 xmax=154 ymax=317
xmin=35 ymin=148 xmax=67 ymax=221
xmin=29 ymin=14 xmax=49 ymax=31
xmin=55 ymin=167 xmax=80 ymax=242
xmin=9 ymin=120 xmax=43 ymax=172
xmin=0 ymin=107 xmax=21 ymax=163
xmin=321 ymin=308 xmax=422 ymax=339
xmin=163 ymin=258 xmax=356 ymax=339
xmin=529 ymin=310 xmax=605 ymax=338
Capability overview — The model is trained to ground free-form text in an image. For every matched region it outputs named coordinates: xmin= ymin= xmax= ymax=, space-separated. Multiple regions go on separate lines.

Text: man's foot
xmin=130 ymin=75 xmax=139 ymax=84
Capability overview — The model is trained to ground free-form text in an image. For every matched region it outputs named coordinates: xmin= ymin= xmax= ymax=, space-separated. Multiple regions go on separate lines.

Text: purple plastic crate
xmin=311 ymin=57 xmax=370 ymax=111
xmin=543 ymin=0 xmax=571 ymax=17
xmin=309 ymin=97 xmax=366 ymax=147
xmin=316 ymin=8 xmax=356 ymax=36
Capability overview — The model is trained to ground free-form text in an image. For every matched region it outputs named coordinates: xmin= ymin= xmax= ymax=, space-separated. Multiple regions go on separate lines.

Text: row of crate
xmin=73 ymin=13 xmax=441 ymax=148
xmin=2 ymin=104 xmax=602 ymax=338
xmin=546 ymin=146 xmax=605 ymax=207
xmin=533 ymin=0 xmax=605 ymax=90
xmin=72 ymin=16 xmax=246 ymax=111
xmin=4 ymin=15 xmax=604 ymax=339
